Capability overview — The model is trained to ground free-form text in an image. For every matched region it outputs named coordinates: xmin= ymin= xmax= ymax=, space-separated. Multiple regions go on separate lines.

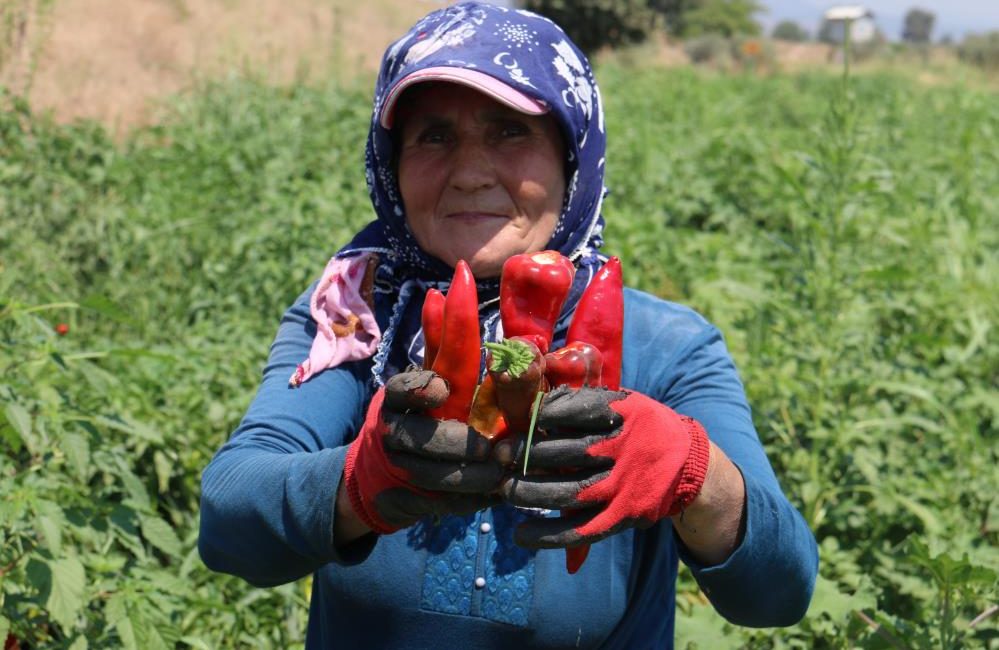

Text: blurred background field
xmin=2 ymin=1 xmax=997 ymax=648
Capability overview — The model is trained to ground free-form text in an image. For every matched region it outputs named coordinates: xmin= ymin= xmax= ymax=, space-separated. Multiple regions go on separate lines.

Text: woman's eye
xmin=499 ymin=122 xmax=530 ymax=139
xmin=417 ymin=127 xmax=450 ymax=145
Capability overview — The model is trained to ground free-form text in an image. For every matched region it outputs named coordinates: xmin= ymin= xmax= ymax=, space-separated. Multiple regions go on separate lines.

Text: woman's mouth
xmin=444 ymin=211 xmax=509 ymax=223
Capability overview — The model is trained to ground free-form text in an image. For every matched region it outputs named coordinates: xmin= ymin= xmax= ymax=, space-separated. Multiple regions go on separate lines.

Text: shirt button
xmin=474 ymin=577 xmax=486 ymax=589
xmin=480 ymin=522 xmax=492 ymax=534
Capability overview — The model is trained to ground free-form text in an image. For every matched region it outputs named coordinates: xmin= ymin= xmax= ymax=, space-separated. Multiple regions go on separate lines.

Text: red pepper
xmin=426 ymin=261 xmax=480 ymax=422
xmin=560 ymin=257 xmax=625 ymax=574
xmin=543 ymin=341 xmax=604 ymax=575
xmin=484 ymin=337 xmax=547 ymax=435
xmin=543 ymin=341 xmax=603 ymax=389
xmin=500 ymin=250 xmax=575 ymax=354
xmin=467 ymin=374 xmax=508 ymax=440
xmin=421 ymin=288 xmax=445 ymax=369
xmin=566 ymin=257 xmax=623 ymax=391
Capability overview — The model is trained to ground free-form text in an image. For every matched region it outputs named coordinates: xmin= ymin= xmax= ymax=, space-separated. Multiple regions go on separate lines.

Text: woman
xmin=199 ymin=3 xmax=818 ymax=647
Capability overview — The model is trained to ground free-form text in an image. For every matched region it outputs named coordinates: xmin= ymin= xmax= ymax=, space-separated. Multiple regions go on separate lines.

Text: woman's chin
xmin=422 ymin=220 xmax=551 ymax=278
xmin=464 ymin=254 xmax=505 ymax=279
xmin=433 ymin=232 xmax=513 ymax=278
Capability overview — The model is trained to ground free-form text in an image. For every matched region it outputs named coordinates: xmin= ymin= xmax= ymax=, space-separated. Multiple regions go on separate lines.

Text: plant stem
xmin=852 ymin=610 xmax=908 ymax=650
xmin=969 ymin=605 xmax=998 ymax=629
xmin=522 ymin=390 xmax=544 ymax=476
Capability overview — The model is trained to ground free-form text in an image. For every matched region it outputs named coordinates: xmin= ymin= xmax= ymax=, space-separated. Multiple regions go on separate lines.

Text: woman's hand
xmin=496 ymin=385 xmax=745 ymax=564
xmin=337 ymin=370 xmax=503 ymax=545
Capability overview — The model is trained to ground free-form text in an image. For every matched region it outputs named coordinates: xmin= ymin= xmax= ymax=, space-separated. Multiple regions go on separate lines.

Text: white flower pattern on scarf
xmin=551 ymin=39 xmax=596 ymax=141
xmin=406 ymin=22 xmax=476 ymax=64
xmin=493 ymin=52 xmax=534 ymax=88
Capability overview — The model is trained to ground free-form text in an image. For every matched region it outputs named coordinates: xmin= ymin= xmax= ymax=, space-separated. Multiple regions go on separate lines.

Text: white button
xmin=480 ymin=522 xmax=492 ymax=534
xmin=474 ymin=577 xmax=486 ymax=589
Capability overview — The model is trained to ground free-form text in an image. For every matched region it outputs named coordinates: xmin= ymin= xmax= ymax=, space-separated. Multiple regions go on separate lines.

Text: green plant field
xmin=1 ymin=65 xmax=997 ymax=648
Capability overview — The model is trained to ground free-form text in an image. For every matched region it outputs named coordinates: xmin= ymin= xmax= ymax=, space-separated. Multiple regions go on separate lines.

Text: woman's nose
xmin=448 ymin=140 xmax=497 ymax=192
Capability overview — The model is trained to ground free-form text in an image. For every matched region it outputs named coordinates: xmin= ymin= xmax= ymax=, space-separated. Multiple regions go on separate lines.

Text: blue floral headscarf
xmin=336 ymin=1 xmax=609 ymax=383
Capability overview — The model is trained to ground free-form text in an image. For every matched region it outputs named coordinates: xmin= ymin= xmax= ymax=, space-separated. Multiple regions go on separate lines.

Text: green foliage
xmin=1 ymin=79 xmax=369 ymax=648
xmin=522 ymin=0 xmax=663 ymax=55
xmin=683 ymin=34 xmax=774 ymax=72
xmin=684 ymin=33 xmax=732 ymax=64
xmin=3 ymin=61 xmax=998 ymax=647
xmin=520 ymin=0 xmax=761 ymax=51
xmin=649 ymin=0 xmax=700 ymax=36
xmin=772 ymin=19 xmax=809 ymax=42
xmin=958 ymin=31 xmax=999 ymax=72
xmin=677 ymin=0 xmax=762 ymax=38
xmin=601 ymin=65 xmax=998 ymax=648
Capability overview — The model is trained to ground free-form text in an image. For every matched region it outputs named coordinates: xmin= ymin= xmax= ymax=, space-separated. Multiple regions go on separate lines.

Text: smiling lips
xmin=444 ymin=211 xmax=510 ymax=222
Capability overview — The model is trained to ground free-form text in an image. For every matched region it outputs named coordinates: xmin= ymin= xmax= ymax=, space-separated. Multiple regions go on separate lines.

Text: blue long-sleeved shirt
xmin=199 ymin=287 xmax=818 ymax=649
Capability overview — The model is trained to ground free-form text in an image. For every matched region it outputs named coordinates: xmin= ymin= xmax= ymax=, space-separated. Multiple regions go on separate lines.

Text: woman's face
xmin=397 ymin=83 xmax=566 ymax=278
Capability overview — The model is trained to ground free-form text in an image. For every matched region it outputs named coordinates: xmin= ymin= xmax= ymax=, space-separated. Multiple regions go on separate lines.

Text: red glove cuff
xmin=667 ymin=416 xmax=711 ymax=516
xmin=341 ymin=388 xmax=410 ymax=535
xmin=343 ymin=441 xmax=398 ymax=535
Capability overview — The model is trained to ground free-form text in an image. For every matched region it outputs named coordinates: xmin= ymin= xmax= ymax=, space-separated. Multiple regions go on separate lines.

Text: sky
xmin=760 ymin=1 xmax=999 ymax=41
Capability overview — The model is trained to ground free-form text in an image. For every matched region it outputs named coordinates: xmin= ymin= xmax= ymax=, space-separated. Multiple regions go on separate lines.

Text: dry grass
xmin=4 ymin=0 xmax=435 ymax=133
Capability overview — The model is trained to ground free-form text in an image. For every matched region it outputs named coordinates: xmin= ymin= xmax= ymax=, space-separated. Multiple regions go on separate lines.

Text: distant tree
xmin=522 ymin=0 xmax=662 ymax=55
xmin=902 ymin=8 xmax=935 ymax=44
xmin=680 ymin=0 xmax=763 ymax=38
xmin=648 ymin=0 xmax=700 ymax=36
xmin=957 ymin=31 xmax=999 ymax=71
xmin=772 ymin=20 xmax=809 ymax=42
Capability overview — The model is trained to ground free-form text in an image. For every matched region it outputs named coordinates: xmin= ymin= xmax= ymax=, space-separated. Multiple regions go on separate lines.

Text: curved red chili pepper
xmin=427 ymin=261 xmax=480 ymax=422
xmin=421 ymin=288 xmax=445 ymax=369
xmin=500 ymin=250 xmax=575 ymax=354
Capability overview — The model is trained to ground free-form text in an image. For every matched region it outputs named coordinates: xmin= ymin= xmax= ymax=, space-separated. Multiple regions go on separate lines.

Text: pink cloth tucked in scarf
xmin=289 ymin=253 xmax=381 ymax=386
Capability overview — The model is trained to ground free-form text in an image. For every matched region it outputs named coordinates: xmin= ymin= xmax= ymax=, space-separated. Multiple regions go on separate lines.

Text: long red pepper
xmin=561 ymin=256 xmax=624 ymax=574
xmin=544 ymin=341 xmax=604 ymax=575
xmin=421 ymin=288 xmax=445 ymax=369
xmin=426 ymin=261 xmax=480 ymax=422
xmin=499 ymin=250 xmax=575 ymax=354
xmin=566 ymin=257 xmax=623 ymax=391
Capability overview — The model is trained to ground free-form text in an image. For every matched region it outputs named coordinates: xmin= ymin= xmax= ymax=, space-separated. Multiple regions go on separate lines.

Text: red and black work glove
xmin=499 ymin=385 xmax=711 ymax=548
xmin=344 ymin=370 xmax=503 ymax=534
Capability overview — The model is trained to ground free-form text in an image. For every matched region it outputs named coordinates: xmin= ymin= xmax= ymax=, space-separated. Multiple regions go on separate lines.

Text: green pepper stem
xmin=522 ymin=389 xmax=545 ymax=476
xmin=484 ymin=339 xmax=536 ymax=378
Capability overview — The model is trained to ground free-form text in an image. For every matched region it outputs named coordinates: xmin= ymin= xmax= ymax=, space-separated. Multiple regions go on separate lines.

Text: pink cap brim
xmin=379 ymin=66 xmax=549 ymax=129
